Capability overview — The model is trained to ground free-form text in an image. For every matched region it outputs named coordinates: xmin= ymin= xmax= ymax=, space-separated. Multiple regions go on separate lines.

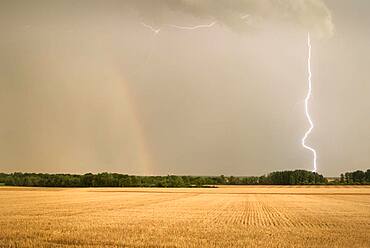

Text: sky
xmin=0 ymin=0 xmax=369 ymax=176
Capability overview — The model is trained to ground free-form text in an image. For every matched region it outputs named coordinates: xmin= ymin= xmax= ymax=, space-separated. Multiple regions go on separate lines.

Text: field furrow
xmin=0 ymin=186 xmax=369 ymax=248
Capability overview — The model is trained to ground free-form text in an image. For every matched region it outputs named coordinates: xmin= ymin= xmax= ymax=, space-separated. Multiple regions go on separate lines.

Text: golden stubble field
xmin=0 ymin=186 xmax=369 ymax=248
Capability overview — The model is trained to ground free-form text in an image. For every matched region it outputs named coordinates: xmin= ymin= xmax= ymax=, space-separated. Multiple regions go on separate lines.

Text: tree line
xmin=0 ymin=169 xmax=368 ymax=187
xmin=339 ymin=170 xmax=370 ymax=184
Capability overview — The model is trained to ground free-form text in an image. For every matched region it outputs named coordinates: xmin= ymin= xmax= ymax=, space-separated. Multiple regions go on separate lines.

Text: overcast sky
xmin=0 ymin=0 xmax=369 ymax=176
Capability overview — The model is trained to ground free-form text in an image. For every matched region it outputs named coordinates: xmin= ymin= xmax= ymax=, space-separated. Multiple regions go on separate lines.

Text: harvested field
xmin=0 ymin=186 xmax=369 ymax=247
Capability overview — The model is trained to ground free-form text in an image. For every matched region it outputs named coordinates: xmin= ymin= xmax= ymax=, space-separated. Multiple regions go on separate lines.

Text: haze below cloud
xmin=0 ymin=0 xmax=369 ymax=176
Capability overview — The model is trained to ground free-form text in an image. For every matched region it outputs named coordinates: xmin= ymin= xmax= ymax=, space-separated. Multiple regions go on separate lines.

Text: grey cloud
xmin=129 ymin=0 xmax=334 ymax=37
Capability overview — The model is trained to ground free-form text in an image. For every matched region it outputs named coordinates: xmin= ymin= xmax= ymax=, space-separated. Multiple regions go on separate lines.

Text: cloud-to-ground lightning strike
xmin=302 ymin=33 xmax=317 ymax=172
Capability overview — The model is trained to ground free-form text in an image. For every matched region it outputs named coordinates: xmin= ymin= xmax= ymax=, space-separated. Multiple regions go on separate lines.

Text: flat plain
xmin=0 ymin=186 xmax=369 ymax=247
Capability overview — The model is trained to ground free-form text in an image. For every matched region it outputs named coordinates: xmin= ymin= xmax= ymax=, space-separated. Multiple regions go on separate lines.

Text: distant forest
xmin=0 ymin=169 xmax=369 ymax=187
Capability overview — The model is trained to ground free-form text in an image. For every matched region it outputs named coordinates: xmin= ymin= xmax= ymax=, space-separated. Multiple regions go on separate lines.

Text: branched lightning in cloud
xmin=302 ymin=33 xmax=317 ymax=172
xmin=168 ymin=21 xmax=216 ymax=30
xmin=141 ymin=21 xmax=216 ymax=33
xmin=141 ymin=22 xmax=161 ymax=34
xmin=139 ymin=20 xmax=216 ymax=74
xmin=130 ymin=23 xmax=161 ymax=77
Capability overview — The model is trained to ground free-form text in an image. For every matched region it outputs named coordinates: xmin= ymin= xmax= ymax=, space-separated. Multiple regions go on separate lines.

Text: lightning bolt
xmin=138 ymin=21 xmax=216 ymax=76
xmin=240 ymin=14 xmax=250 ymax=20
xmin=141 ymin=22 xmax=161 ymax=34
xmin=168 ymin=21 xmax=216 ymax=30
xmin=129 ymin=23 xmax=161 ymax=77
xmin=302 ymin=33 xmax=317 ymax=172
xmin=142 ymin=21 xmax=216 ymax=34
